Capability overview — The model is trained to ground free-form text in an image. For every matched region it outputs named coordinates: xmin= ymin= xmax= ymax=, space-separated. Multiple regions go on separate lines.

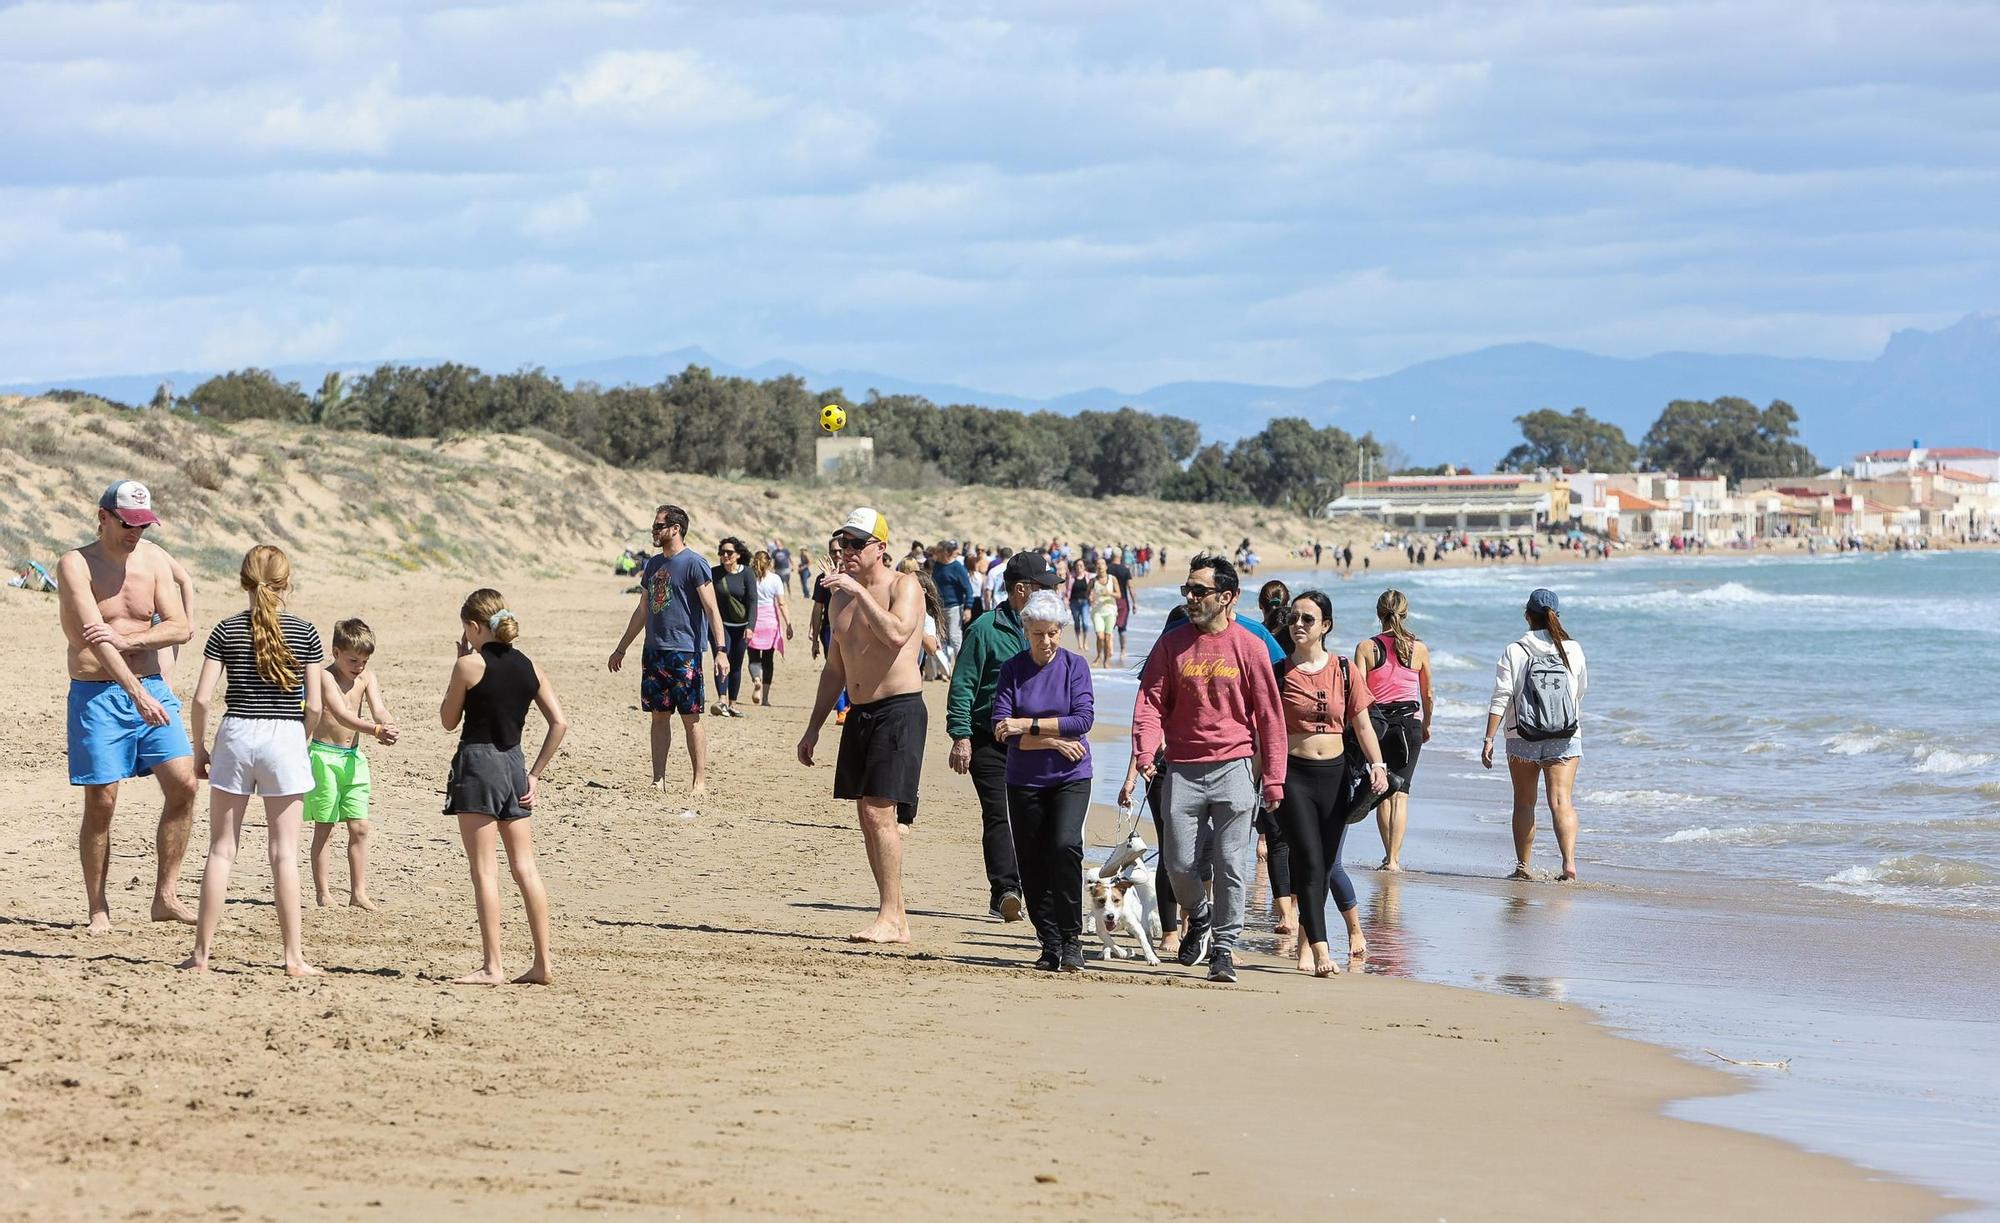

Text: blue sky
xmin=2 ymin=0 xmax=1996 ymax=393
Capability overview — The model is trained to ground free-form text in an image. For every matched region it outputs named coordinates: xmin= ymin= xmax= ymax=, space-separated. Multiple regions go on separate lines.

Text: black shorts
xmin=444 ymin=743 xmax=532 ymax=821
xmin=1371 ymin=701 xmax=1424 ymax=782
xmin=833 ymin=691 xmax=927 ymax=824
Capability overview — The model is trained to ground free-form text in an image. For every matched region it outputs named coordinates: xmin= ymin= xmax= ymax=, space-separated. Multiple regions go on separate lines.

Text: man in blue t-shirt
xmin=608 ymin=504 xmax=729 ymax=799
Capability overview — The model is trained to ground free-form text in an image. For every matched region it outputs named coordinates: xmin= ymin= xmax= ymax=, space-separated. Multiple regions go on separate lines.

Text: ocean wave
xmin=1740 ymin=740 xmax=1785 ymax=754
xmin=1576 ymin=581 xmax=1850 ymax=613
xmin=1911 ymin=747 xmax=1996 ymax=775
xmin=1587 ymin=789 xmax=1715 ymax=809
xmin=1821 ymin=854 xmax=1998 ymax=892
xmin=1433 ymin=698 xmax=1487 ymax=720
xmin=1822 ymin=729 xmax=1904 ymax=756
xmin=1427 ymin=650 xmax=1478 ymax=671
xmin=1660 ymin=825 xmax=1760 ymax=844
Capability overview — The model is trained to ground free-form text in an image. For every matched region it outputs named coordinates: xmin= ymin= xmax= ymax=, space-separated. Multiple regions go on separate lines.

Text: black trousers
xmin=1275 ymin=755 xmax=1357 ymax=945
xmin=721 ymin=625 xmax=749 ymax=701
xmin=1007 ymin=780 xmax=1089 ymax=945
xmin=968 ymin=733 xmax=1021 ymax=901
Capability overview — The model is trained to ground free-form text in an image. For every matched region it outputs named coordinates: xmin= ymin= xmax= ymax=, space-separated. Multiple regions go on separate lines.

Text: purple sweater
xmin=991 ymin=647 xmax=1094 ymax=786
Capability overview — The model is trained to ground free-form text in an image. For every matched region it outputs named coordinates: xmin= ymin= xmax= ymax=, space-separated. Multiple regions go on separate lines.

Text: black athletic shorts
xmin=1371 ymin=701 xmax=1424 ymax=782
xmin=833 ymin=691 xmax=927 ymax=824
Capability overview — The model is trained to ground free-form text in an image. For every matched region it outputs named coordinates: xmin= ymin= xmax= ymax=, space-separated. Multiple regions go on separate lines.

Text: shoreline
xmin=0 ymin=564 xmax=1964 ymax=1219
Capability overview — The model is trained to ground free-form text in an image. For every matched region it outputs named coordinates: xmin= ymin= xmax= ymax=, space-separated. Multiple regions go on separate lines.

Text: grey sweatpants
xmin=1159 ymin=758 xmax=1259 ymax=953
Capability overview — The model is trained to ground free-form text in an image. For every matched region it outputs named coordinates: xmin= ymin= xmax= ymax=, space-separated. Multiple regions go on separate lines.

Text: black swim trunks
xmin=833 ymin=691 xmax=927 ymax=824
xmin=1371 ymin=700 xmax=1424 ymax=782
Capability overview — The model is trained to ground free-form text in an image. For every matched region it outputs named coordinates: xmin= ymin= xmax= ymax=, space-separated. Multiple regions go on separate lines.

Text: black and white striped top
xmin=203 ymin=611 xmax=325 ymax=721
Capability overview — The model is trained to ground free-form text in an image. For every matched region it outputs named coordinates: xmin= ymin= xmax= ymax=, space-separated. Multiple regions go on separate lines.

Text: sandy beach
xmin=0 ymin=553 xmax=1959 ymax=1222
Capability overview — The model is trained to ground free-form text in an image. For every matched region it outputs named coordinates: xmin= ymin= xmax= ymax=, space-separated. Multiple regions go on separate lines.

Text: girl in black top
xmin=711 ymin=536 xmax=758 ymax=717
xmin=440 ymin=588 xmax=569 ymax=985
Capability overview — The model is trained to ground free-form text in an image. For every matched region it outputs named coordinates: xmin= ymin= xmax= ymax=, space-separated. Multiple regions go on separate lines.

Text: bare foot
xmin=1296 ymin=947 xmax=1314 ymax=973
xmin=454 ymin=968 xmax=506 ymax=985
xmin=349 ymin=894 xmax=378 ymax=911
xmin=151 ymin=897 xmax=197 ymax=924
xmin=1508 ymin=863 xmax=1535 ymax=881
xmin=284 ymin=961 xmax=324 ymax=978
xmin=1379 ymin=861 xmax=1404 ymax=874
xmin=1314 ymin=949 xmax=1341 ymax=977
xmin=1558 ymin=867 xmax=1579 ymax=882
xmin=689 ymin=781 xmax=708 ymax=800
xmin=1350 ymin=938 xmax=1368 ymax=961
xmin=512 ymin=965 xmax=552 ymax=985
xmin=86 ymin=910 xmax=114 ymax=935
xmin=315 ymin=892 xmax=334 ymax=908
xmin=1159 ymin=932 xmax=1182 ymax=958
xmin=1273 ymin=919 xmax=1296 ymax=937
xmin=177 ymin=955 xmax=207 ymax=971
xmin=848 ymin=918 xmax=910 ymax=944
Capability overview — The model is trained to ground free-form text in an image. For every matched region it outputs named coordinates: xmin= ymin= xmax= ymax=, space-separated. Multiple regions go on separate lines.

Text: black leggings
xmin=1275 ymin=755 xmax=1356 ymax=945
xmin=721 ymin=625 xmax=749 ymax=701
xmin=748 ymin=646 xmax=776 ymax=691
xmin=1258 ymin=810 xmax=1292 ymax=901
xmin=1008 ymin=780 xmax=1089 ymax=945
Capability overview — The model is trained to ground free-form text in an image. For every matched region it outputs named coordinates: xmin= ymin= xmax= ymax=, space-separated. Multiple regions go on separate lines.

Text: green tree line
xmin=177 ymin=364 xmax=1386 ymax=508
xmin=1498 ymin=399 xmax=1819 ymax=483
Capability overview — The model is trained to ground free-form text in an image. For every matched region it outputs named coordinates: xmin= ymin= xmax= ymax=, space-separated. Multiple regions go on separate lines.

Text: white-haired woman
xmin=990 ymin=590 xmax=1095 ymax=972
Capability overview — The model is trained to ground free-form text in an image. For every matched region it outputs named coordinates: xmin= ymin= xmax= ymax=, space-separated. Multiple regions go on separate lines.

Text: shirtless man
xmin=796 ymin=508 xmax=927 ymax=943
xmin=56 ymin=481 xmax=198 ymax=932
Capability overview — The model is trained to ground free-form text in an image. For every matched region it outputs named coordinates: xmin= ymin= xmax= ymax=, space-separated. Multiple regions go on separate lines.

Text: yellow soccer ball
xmin=819 ymin=403 xmax=848 ymax=433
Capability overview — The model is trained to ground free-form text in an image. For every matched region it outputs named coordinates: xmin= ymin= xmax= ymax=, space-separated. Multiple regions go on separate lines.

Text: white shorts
xmin=210 ymin=717 xmax=314 ymax=797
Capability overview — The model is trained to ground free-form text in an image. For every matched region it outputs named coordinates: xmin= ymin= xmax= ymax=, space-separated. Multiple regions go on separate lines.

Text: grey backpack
xmin=1512 ymin=642 xmax=1578 ymax=742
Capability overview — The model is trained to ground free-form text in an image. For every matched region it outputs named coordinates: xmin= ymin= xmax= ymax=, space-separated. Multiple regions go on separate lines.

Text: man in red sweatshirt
xmin=1120 ymin=555 xmax=1286 ymax=983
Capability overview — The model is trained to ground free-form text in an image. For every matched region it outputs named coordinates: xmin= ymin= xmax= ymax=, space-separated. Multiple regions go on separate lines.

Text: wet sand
xmin=0 ymin=569 xmax=1961 ymax=1221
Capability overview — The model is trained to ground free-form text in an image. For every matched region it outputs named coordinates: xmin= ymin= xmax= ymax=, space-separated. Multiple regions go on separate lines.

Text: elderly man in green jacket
xmin=947 ymin=550 xmax=1064 ymax=920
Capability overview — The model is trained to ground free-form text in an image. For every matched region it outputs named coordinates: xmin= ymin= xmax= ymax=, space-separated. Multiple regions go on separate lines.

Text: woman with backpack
xmin=1482 ymin=588 xmax=1588 ymax=881
xmin=1354 ymin=590 xmax=1433 ymax=873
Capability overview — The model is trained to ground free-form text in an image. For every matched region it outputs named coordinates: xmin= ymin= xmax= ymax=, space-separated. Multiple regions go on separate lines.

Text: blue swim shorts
xmin=68 ymin=676 xmax=193 ymax=786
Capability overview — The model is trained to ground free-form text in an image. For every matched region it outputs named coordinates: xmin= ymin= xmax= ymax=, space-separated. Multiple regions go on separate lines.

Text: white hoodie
xmin=1488 ymin=630 xmax=1587 ymax=742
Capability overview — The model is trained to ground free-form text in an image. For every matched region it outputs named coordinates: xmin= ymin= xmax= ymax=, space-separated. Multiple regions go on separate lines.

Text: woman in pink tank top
xmin=1353 ymin=590 xmax=1432 ymax=872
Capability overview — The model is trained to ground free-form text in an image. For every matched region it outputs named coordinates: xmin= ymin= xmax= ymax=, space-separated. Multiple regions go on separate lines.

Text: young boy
xmin=306 ymin=619 xmax=398 ymax=909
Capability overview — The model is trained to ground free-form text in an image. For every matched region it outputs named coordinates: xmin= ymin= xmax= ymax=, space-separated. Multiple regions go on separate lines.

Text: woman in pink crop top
xmin=1354 ymin=589 xmax=1432 ymax=873
xmin=1274 ymin=590 xmax=1387 ymax=977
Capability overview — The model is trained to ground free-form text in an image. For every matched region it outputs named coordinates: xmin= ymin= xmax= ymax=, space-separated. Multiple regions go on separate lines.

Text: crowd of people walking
xmin=53 ymin=480 xmax=1589 ymax=984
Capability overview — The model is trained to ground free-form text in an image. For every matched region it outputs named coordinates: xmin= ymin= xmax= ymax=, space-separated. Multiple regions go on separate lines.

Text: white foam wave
xmin=1577 ymin=581 xmax=1849 ymax=613
xmin=1823 ymin=731 xmax=1890 ymax=756
xmin=1911 ymin=747 xmax=1995 ymax=775
xmin=1661 ymin=825 xmax=1756 ymax=844
xmin=1820 ymin=855 xmax=1997 ymax=892
xmin=1427 ymin=649 xmax=1478 ymax=671
xmin=1586 ymin=789 xmax=1715 ymax=809
xmin=1432 ymin=698 xmax=1488 ymax=721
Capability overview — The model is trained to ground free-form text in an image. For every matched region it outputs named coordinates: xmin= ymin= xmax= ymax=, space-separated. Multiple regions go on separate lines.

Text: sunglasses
xmin=115 ymin=519 xmax=151 ymax=532
xmin=1181 ymin=583 xmax=1226 ymax=600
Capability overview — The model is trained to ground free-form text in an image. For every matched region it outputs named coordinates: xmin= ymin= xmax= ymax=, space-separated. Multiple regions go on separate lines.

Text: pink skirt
xmin=748 ymin=600 xmax=782 ymax=652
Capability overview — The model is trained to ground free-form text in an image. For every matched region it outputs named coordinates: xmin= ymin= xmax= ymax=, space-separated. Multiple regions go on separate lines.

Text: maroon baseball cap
xmin=100 ymin=480 xmax=160 ymax=527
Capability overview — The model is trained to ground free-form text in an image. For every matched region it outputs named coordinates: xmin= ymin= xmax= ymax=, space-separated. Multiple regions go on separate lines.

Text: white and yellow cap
xmin=835 ymin=506 xmax=890 ymax=545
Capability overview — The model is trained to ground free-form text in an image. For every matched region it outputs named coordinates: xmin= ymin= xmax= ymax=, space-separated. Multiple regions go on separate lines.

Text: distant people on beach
xmin=306 ymin=617 xmax=399 ymax=910
xmin=1276 ymin=590 xmax=1387 ymax=975
xmin=991 ymin=589 xmax=1095 ymax=971
xmin=607 ymin=504 xmax=728 ymax=798
xmin=1357 ymin=590 xmax=1432 ymax=873
xmin=1483 ymin=588 xmax=1587 ymax=882
xmin=745 ymin=549 xmax=794 ymax=707
xmin=58 ymin=479 xmax=199 ymax=933
xmin=1121 ymin=554 xmax=1287 ymax=984
xmin=440 ymin=589 xmax=569 ymax=984
xmin=1087 ymin=559 xmax=1120 ymax=669
xmin=797 ymin=508 xmax=928 ymax=944
xmin=182 ymin=545 xmax=325 ymax=976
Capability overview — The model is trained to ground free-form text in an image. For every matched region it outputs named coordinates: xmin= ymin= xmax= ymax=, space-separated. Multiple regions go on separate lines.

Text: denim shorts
xmin=1506 ymin=734 xmax=1581 ymax=764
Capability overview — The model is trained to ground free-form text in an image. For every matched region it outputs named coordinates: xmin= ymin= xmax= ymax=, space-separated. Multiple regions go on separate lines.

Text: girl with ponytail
xmin=440 ymin=589 xmax=569 ymax=984
xmin=1354 ymin=589 xmax=1433 ymax=872
xmin=1482 ymin=588 xmax=1589 ymax=881
xmin=183 ymin=545 xmax=326 ymax=976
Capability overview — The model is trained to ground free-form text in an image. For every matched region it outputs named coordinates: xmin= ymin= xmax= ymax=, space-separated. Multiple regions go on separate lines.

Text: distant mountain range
xmin=9 ymin=313 xmax=1997 ymax=468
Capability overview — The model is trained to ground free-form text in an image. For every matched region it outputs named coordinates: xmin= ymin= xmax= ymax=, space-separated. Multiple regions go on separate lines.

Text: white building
xmin=1853 ymin=446 xmax=2000 ymax=482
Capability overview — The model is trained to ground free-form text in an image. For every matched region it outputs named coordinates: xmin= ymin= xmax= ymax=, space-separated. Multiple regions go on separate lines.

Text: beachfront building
xmin=1853 ymin=446 xmax=2000 ymax=482
xmin=1326 ymin=471 xmax=1569 ymax=534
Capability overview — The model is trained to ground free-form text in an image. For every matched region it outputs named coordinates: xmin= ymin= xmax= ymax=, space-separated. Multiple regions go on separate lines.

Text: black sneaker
xmin=1176 ymin=915 xmax=1213 ymax=968
xmin=1206 ymin=947 xmax=1237 ymax=983
xmin=1032 ymin=944 xmax=1060 ymax=971
xmin=1059 ymin=937 xmax=1086 ymax=973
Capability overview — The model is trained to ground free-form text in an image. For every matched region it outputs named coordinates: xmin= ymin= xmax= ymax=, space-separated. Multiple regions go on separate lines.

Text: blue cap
xmin=1526 ymin=588 xmax=1559 ymax=614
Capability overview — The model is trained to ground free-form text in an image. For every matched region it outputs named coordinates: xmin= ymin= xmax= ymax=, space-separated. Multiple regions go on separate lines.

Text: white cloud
xmin=1 ymin=0 xmax=1996 ymax=390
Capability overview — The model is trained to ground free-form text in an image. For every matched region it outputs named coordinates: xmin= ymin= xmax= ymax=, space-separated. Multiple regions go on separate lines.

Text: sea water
xmin=1091 ymin=550 xmax=2000 ymax=1215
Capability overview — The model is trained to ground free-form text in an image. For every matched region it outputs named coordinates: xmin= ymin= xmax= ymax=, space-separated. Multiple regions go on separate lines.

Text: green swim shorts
xmin=304 ymin=740 xmax=372 ymax=824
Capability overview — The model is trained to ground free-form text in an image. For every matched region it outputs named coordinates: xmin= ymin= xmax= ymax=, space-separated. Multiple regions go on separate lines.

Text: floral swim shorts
xmin=641 ymin=648 xmax=704 ymax=715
